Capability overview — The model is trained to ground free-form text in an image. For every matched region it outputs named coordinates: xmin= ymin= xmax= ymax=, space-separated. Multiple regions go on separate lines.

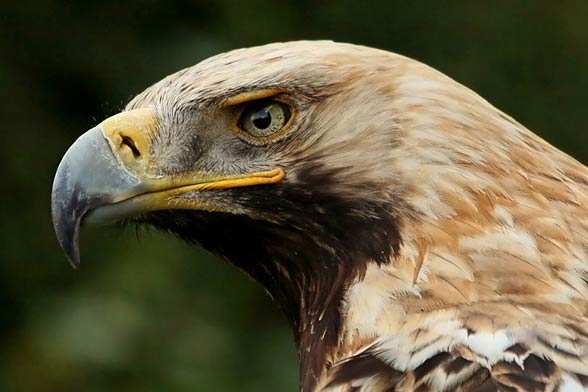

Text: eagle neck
xmin=272 ymin=252 xmax=350 ymax=392
xmin=257 ymin=227 xmax=399 ymax=392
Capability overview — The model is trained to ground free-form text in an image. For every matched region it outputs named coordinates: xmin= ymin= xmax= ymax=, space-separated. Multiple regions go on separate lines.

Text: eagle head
xmin=52 ymin=41 xmax=588 ymax=391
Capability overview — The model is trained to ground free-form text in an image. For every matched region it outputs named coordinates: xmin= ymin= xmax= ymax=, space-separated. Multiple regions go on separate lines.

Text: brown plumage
xmin=51 ymin=41 xmax=588 ymax=391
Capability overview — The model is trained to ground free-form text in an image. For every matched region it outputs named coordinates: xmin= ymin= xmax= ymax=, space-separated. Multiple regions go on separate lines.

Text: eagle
xmin=51 ymin=41 xmax=588 ymax=391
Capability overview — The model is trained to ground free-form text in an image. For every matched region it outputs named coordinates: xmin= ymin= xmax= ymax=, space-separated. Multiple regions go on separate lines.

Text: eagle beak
xmin=51 ymin=108 xmax=285 ymax=267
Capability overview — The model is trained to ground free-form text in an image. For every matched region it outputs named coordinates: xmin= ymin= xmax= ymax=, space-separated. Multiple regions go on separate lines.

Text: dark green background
xmin=2 ymin=2 xmax=588 ymax=391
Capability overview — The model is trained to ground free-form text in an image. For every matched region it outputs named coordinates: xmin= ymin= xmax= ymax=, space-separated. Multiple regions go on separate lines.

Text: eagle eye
xmin=238 ymin=100 xmax=291 ymax=138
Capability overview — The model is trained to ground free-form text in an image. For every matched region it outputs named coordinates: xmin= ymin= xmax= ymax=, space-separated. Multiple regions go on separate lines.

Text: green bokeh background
xmin=2 ymin=2 xmax=588 ymax=391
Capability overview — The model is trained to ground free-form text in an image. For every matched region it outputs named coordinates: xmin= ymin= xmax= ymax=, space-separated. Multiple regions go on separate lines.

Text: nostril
xmin=120 ymin=135 xmax=141 ymax=158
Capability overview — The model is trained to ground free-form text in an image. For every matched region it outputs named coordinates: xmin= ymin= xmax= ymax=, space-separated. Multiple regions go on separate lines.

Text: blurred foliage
xmin=1 ymin=1 xmax=588 ymax=391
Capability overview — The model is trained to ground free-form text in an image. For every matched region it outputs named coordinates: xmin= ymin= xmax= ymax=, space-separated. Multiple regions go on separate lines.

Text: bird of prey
xmin=52 ymin=41 xmax=588 ymax=391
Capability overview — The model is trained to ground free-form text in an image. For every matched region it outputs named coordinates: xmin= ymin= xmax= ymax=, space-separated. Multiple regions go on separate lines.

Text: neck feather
xmin=145 ymin=176 xmax=403 ymax=391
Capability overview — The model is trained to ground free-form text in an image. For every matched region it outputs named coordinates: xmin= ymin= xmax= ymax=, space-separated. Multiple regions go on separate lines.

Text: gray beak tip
xmin=51 ymin=126 xmax=143 ymax=267
xmin=51 ymin=176 xmax=84 ymax=268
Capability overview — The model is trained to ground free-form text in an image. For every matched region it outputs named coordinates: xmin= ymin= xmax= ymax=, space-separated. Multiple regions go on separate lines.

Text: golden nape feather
xmin=51 ymin=41 xmax=588 ymax=391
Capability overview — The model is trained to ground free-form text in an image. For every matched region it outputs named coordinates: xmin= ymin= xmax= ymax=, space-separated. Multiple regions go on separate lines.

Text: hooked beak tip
xmin=51 ymin=126 xmax=139 ymax=266
xmin=51 ymin=182 xmax=84 ymax=269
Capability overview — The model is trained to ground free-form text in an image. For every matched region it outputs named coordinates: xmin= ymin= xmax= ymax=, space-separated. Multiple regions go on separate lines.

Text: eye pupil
xmin=251 ymin=108 xmax=272 ymax=129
